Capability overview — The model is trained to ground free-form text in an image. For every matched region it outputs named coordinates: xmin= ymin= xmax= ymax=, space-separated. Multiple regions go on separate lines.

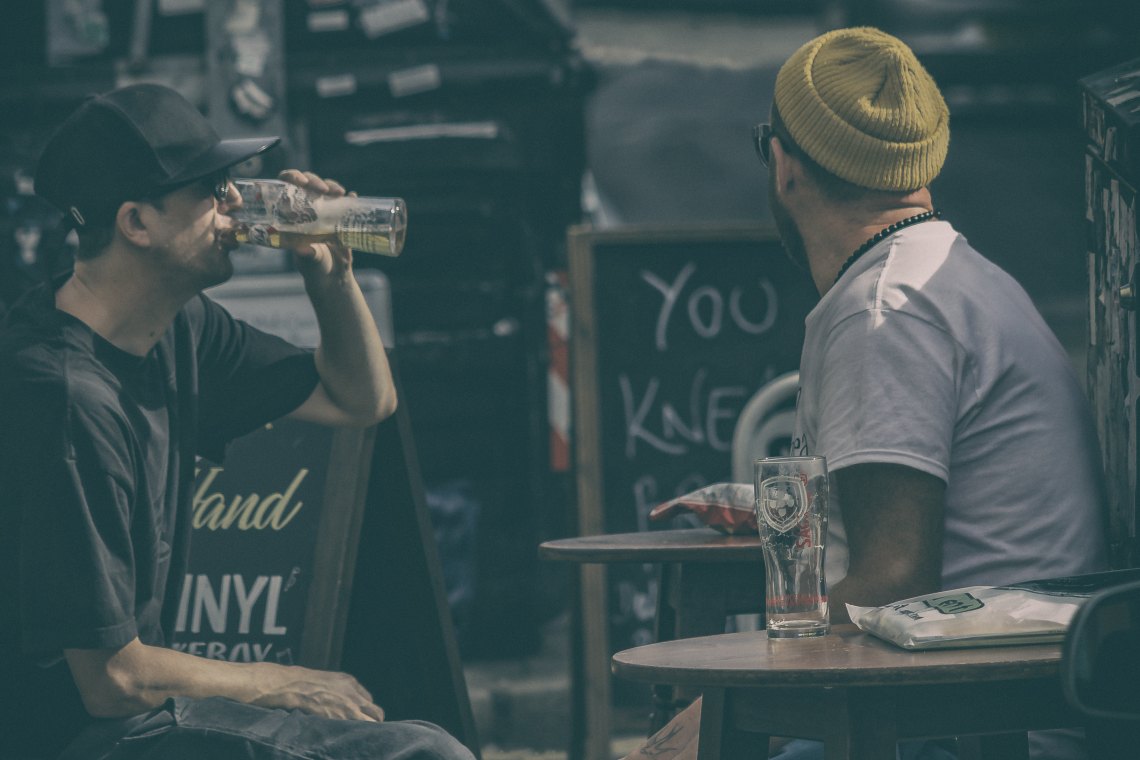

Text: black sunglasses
xmin=206 ymin=170 xmax=231 ymax=203
xmin=753 ymin=123 xmax=774 ymax=166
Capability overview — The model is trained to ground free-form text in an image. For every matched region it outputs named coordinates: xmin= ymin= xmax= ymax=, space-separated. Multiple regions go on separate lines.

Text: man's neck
xmin=802 ymin=190 xmax=935 ymax=296
xmin=56 ymin=258 xmax=185 ymax=357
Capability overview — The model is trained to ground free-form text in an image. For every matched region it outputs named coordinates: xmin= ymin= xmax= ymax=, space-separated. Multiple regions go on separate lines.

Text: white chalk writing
xmin=621 ymin=369 xmax=747 ymax=458
xmin=641 ymin=264 xmax=779 ymax=352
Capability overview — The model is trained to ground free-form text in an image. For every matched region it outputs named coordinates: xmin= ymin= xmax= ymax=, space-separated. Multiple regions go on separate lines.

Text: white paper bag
xmin=847 ymin=571 xmax=1140 ymax=650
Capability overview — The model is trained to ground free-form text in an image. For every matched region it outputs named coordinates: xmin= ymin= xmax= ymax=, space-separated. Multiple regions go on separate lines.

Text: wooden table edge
xmin=538 ymin=528 xmax=764 ymax=564
xmin=611 ymin=628 xmax=1063 ymax=689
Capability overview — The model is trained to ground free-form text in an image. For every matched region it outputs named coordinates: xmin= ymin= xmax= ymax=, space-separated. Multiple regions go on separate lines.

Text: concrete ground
xmin=465 ymin=614 xmax=647 ymax=760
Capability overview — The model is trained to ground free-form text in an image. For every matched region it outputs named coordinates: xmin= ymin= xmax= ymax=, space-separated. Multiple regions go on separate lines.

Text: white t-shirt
xmin=793 ymin=220 xmax=1108 ymax=590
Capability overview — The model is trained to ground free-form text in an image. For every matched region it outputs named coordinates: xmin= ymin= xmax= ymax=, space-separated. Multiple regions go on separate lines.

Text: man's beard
xmin=768 ymin=168 xmax=809 ymax=277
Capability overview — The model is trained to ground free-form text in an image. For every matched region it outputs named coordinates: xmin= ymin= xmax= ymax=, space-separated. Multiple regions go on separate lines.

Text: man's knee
xmin=391 ymin=720 xmax=475 ymax=760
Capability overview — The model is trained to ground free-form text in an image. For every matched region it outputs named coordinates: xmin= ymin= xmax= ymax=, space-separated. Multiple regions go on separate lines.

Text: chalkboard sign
xmin=171 ymin=417 xmax=377 ymax=668
xmin=568 ymin=224 xmax=816 ymax=671
xmin=170 ymin=271 xmax=391 ymax=668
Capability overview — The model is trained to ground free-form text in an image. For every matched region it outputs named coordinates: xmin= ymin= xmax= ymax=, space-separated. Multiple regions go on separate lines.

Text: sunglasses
xmin=752 ymin=123 xmax=774 ymax=166
xmin=206 ymin=170 xmax=231 ymax=203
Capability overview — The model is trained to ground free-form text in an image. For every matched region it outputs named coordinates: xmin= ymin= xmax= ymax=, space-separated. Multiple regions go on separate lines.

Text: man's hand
xmin=277 ymin=168 xmax=355 ymax=280
xmin=250 ymin=664 xmax=385 ymax=722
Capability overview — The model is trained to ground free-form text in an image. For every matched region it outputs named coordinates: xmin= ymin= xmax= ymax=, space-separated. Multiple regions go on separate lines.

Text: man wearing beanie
xmin=624 ymin=27 xmax=1107 ymax=760
xmin=0 ymin=84 xmax=472 ymax=760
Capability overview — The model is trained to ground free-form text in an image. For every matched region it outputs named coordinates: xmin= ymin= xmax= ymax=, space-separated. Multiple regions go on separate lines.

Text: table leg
xmin=652 ymin=561 xmax=766 ymax=733
xmin=650 ymin=563 xmax=680 ymax=733
xmin=844 ymin=723 xmax=900 ymax=760
xmin=697 ymin=688 xmax=727 ymax=760
xmin=569 ymin=569 xmax=585 ymax=760
xmin=579 ymin=564 xmax=612 ymax=760
xmin=836 ymin=688 xmax=900 ymax=760
xmin=698 ymin=688 xmax=770 ymax=760
xmin=652 ymin=563 xmax=734 ymax=732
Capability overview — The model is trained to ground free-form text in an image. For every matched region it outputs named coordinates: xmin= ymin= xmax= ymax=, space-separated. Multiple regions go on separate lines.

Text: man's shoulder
xmin=885 ymin=222 xmax=1022 ymax=302
xmin=0 ymin=298 xmax=67 ymax=389
xmin=0 ymin=293 xmax=119 ymax=418
xmin=829 ymin=223 xmax=1025 ymax=326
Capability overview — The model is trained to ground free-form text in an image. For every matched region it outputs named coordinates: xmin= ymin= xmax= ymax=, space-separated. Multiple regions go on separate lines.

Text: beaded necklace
xmin=833 ymin=209 xmax=942 ymax=285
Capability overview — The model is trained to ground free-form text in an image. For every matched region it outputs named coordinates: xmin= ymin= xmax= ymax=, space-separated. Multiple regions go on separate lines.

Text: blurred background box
xmin=285 ymin=0 xmax=593 ymax=659
xmin=285 ymin=0 xmax=574 ymax=55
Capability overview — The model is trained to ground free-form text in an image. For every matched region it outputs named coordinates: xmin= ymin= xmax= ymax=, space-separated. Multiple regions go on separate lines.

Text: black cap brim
xmin=159 ymin=136 xmax=281 ymax=188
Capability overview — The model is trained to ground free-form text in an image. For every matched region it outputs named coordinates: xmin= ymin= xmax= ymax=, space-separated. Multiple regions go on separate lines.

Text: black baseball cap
xmin=35 ymin=83 xmax=280 ymax=229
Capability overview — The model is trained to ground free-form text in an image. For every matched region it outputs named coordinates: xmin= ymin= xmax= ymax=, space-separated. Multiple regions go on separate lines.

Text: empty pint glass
xmin=754 ymin=455 xmax=829 ymax=638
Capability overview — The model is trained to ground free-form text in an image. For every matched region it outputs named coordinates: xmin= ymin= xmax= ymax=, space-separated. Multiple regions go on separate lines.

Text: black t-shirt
xmin=0 ymin=280 xmax=320 ymax=756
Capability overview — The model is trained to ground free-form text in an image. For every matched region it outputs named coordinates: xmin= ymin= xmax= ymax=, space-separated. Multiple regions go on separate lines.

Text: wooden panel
xmin=300 ymin=425 xmax=377 ymax=667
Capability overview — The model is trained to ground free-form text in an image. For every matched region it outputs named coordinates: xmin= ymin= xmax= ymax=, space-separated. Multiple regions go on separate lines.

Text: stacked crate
xmin=1082 ymin=58 xmax=1140 ymax=569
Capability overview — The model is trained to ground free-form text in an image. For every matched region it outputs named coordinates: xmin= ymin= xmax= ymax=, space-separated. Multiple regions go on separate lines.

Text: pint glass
xmin=754 ymin=456 xmax=829 ymax=638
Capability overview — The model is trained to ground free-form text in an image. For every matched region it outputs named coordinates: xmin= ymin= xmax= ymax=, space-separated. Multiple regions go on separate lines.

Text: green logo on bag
xmin=923 ymin=593 xmax=984 ymax=615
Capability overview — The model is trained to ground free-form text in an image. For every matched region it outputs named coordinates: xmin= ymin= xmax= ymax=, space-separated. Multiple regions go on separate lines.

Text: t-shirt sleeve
xmin=16 ymin=385 xmax=140 ymax=653
xmin=813 ymin=308 xmax=965 ymax=481
xmin=190 ymin=295 xmax=320 ymax=460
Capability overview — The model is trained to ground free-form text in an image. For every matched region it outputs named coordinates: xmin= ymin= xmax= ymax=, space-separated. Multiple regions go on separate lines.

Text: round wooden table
xmin=612 ymin=625 xmax=1078 ymax=760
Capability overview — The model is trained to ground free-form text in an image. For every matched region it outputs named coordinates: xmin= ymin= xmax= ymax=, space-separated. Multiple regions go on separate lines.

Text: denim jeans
xmin=58 ymin=696 xmax=475 ymax=760
xmin=771 ymin=738 xmax=958 ymax=760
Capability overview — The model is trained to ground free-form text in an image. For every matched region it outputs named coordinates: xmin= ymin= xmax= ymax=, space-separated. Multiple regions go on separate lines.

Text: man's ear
xmin=115 ymin=202 xmax=151 ymax=248
xmin=769 ymin=136 xmax=800 ymax=195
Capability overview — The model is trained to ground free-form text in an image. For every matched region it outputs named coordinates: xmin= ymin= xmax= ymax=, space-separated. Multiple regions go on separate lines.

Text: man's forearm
xmin=66 ymin=638 xmax=384 ymax=722
xmin=306 ymin=270 xmax=396 ymax=423
xmin=827 ymin=464 xmax=947 ymax=626
xmin=69 ymin=639 xmax=288 ymax=716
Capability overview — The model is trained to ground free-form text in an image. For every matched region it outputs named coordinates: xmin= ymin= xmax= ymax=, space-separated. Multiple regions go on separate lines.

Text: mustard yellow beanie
xmin=774 ymin=27 xmax=949 ymax=192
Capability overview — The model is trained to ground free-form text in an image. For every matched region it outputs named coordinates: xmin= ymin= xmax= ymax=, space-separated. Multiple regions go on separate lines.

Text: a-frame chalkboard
xmin=567 ymin=225 xmax=816 ymax=756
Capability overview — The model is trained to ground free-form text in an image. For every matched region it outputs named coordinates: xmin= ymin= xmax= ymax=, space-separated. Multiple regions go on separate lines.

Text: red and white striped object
xmin=546 ymin=271 xmax=571 ymax=472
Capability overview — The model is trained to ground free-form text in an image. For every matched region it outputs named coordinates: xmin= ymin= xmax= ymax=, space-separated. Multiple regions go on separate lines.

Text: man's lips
xmin=217 ymin=227 xmax=240 ymax=251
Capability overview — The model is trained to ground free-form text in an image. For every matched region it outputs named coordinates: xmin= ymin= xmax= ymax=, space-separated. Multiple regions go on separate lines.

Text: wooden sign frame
xmin=298 ymin=424 xmax=378 ymax=668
